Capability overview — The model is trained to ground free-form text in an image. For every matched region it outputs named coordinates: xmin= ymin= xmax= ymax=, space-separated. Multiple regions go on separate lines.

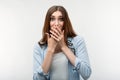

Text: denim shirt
xmin=33 ymin=35 xmax=91 ymax=80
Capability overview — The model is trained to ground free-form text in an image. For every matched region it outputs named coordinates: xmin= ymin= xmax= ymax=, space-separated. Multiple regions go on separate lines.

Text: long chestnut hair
xmin=39 ymin=5 xmax=77 ymax=46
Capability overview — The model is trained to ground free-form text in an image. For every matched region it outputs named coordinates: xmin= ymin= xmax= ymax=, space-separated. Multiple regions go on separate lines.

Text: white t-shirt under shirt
xmin=50 ymin=52 xmax=68 ymax=80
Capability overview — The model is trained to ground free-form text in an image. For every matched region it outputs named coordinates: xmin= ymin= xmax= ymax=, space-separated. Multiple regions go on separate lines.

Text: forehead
xmin=51 ymin=11 xmax=62 ymax=17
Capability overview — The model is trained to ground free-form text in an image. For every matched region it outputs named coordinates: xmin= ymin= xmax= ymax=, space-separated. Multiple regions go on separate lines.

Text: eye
xmin=50 ymin=17 xmax=55 ymax=21
xmin=59 ymin=18 xmax=64 ymax=21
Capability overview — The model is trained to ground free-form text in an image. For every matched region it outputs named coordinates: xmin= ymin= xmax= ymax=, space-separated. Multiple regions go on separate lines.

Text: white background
xmin=0 ymin=0 xmax=120 ymax=80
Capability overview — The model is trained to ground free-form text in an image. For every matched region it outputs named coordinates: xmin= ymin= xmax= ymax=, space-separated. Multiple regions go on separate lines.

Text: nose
xmin=55 ymin=20 xmax=59 ymax=27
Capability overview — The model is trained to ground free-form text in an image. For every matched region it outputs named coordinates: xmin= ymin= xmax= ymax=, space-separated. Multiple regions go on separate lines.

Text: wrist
xmin=61 ymin=45 xmax=68 ymax=51
xmin=47 ymin=47 xmax=55 ymax=54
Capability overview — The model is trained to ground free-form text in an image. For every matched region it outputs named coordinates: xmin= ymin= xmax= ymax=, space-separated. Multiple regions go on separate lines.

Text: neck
xmin=54 ymin=44 xmax=62 ymax=53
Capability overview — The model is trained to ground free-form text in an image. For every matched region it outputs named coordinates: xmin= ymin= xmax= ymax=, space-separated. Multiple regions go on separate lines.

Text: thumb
xmin=45 ymin=33 xmax=50 ymax=40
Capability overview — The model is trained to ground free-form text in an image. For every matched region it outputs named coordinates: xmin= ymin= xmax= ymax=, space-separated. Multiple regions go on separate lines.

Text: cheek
xmin=50 ymin=22 xmax=54 ymax=29
xmin=50 ymin=22 xmax=64 ymax=30
xmin=60 ymin=22 xmax=64 ymax=29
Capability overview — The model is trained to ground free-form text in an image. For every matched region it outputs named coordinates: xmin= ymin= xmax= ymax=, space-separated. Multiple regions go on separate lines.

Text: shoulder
xmin=33 ymin=42 xmax=48 ymax=58
xmin=71 ymin=35 xmax=86 ymax=48
xmin=34 ymin=42 xmax=46 ymax=49
xmin=33 ymin=42 xmax=46 ymax=53
xmin=67 ymin=35 xmax=85 ymax=45
xmin=33 ymin=42 xmax=41 ymax=52
xmin=72 ymin=35 xmax=85 ymax=43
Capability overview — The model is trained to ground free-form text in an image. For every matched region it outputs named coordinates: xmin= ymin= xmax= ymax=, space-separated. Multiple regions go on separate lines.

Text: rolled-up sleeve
xmin=33 ymin=43 xmax=49 ymax=80
xmin=74 ymin=36 xmax=92 ymax=80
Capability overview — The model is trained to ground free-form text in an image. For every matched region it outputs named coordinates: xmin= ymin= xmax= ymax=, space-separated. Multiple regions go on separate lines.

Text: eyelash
xmin=50 ymin=18 xmax=55 ymax=21
xmin=50 ymin=18 xmax=64 ymax=21
xmin=59 ymin=18 xmax=64 ymax=21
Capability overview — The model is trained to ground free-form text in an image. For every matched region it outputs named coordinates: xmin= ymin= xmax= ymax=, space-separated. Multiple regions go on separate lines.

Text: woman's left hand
xmin=50 ymin=27 xmax=67 ymax=48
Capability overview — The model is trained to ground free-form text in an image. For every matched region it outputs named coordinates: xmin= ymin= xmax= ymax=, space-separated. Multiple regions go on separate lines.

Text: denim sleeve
xmin=33 ymin=43 xmax=49 ymax=80
xmin=74 ymin=36 xmax=92 ymax=80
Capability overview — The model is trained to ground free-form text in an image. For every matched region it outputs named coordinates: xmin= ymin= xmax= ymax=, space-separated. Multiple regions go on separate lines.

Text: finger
xmin=50 ymin=30 xmax=59 ymax=38
xmin=50 ymin=34 xmax=59 ymax=42
xmin=62 ymin=30 xmax=64 ymax=35
xmin=56 ymin=27 xmax=62 ymax=34
xmin=45 ymin=33 xmax=50 ymax=40
xmin=51 ymin=27 xmax=61 ymax=36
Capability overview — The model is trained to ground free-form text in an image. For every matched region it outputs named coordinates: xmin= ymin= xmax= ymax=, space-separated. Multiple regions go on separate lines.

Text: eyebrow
xmin=50 ymin=15 xmax=63 ymax=18
xmin=59 ymin=16 xmax=63 ymax=18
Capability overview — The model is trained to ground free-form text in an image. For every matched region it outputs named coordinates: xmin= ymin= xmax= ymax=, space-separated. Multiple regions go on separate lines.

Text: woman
xmin=33 ymin=5 xmax=91 ymax=80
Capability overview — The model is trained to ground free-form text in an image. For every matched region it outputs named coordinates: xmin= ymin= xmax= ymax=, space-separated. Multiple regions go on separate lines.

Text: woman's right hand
xmin=41 ymin=33 xmax=58 ymax=74
xmin=46 ymin=33 xmax=58 ymax=52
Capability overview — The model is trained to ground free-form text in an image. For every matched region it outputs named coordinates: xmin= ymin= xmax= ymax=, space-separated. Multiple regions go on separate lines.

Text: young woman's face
xmin=50 ymin=11 xmax=64 ymax=30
